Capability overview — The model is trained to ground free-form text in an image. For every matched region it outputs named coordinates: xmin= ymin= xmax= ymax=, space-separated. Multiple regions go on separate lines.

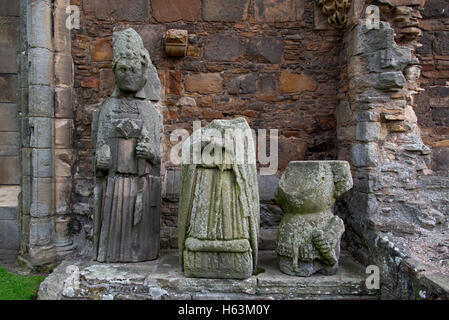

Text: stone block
xmin=184 ymin=73 xmax=223 ymax=94
xmin=176 ymin=97 xmax=197 ymax=107
xmin=81 ymin=77 xmax=99 ymax=88
xmin=166 ymin=71 xmax=181 ymax=96
xmin=279 ymin=71 xmax=317 ymax=93
xmin=0 ymin=46 xmax=17 ymax=73
xmin=93 ymin=0 xmax=149 ymax=22
xmin=254 ymin=0 xmax=304 ymax=23
xmin=247 ymin=37 xmax=283 ymax=64
xmin=28 ymin=1 xmax=53 ymax=50
xmin=432 ymin=147 xmax=449 ymax=171
xmin=0 ymin=206 xmax=18 ymax=220
xmin=423 ymin=0 xmax=449 ymax=19
xmin=257 ymin=74 xmax=277 ymax=93
xmin=99 ymin=68 xmax=115 ymax=94
xmin=28 ymin=48 xmax=53 ymax=86
xmin=53 ymin=7 xmax=71 ymax=53
xmin=0 ymin=16 xmax=19 ymax=47
xmin=29 ymin=217 xmax=54 ymax=246
xmin=54 ymin=119 xmax=73 ymax=147
xmin=151 ymin=0 xmax=201 ymax=22
xmin=30 ymin=177 xmax=53 ymax=218
xmin=21 ymin=176 xmax=31 ymax=215
xmin=365 ymin=47 xmax=412 ymax=73
xmin=54 ymin=149 xmax=73 ymax=177
xmin=54 ymin=0 xmax=70 ymax=9
xmin=353 ymin=22 xmax=395 ymax=55
xmin=227 ymin=74 xmax=257 ymax=95
xmin=28 ymin=85 xmax=54 ymax=117
xmin=0 ymin=186 xmax=20 ymax=209
xmin=28 ymin=244 xmax=56 ymax=266
xmin=164 ymin=170 xmax=181 ymax=201
xmin=0 ymin=220 xmax=19 ymax=250
xmin=55 ymin=177 xmax=71 ymax=214
xmin=259 ymin=228 xmax=277 ymax=250
xmin=0 ymin=0 xmax=20 ymax=16
xmin=55 ymin=87 xmax=73 ymax=118
xmin=20 ymin=117 xmax=32 ymax=148
xmin=203 ymin=0 xmax=249 ymax=22
xmin=351 ymin=143 xmax=379 ymax=167
xmin=21 ymin=148 xmax=32 ymax=177
xmin=29 ymin=117 xmax=52 ymax=148
xmin=54 ymin=54 xmax=74 ymax=86
xmin=204 ymin=35 xmax=242 ymax=62
xmin=432 ymin=107 xmax=449 ymax=127
xmin=0 ymin=132 xmax=19 ymax=156
xmin=32 ymin=148 xmax=52 ymax=178
xmin=375 ymin=71 xmax=406 ymax=91
xmin=0 ymin=103 xmax=18 ymax=131
xmin=337 ymin=126 xmax=356 ymax=141
xmin=433 ymin=33 xmax=449 ymax=56
xmin=0 ymin=157 xmax=20 ymax=184
xmin=257 ymin=175 xmax=279 ymax=201
xmin=91 ymin=38 xmax=112 ymax=62
xmin=136 ymin=25 xmax=165 ymax=64
xmin=277 ymin=136 xmax=307 ymax=170
xmin=0 ymin=74 xmax=17 ymax=103
xmin=356 ymin=122 xmax=380 ymax=142
xmin=336 ymin=101 xmax=354 ymax=125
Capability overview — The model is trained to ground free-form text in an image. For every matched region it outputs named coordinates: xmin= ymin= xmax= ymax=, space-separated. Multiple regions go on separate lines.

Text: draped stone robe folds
xmin=178 ymin=118 xmax=260 ymax=279
xmin=92 ymin=97 xmax=161 ymax=262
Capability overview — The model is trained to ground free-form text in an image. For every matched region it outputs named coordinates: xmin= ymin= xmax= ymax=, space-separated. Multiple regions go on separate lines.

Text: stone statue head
xmin=112 ymin=28 xmax=151 ymax=94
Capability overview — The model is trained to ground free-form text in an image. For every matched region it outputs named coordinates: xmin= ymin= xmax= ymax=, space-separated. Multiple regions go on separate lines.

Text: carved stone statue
xmin=275 ymin=161 xmax=353 ymax=276
xmin=178 ymin=118 xmax=260 ymax=279
xmin=91 ymin=28 xmax=162 ymax=262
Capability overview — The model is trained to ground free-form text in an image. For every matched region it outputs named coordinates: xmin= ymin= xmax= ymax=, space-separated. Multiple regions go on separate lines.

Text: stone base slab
xmin=38 ymin=250 xmax=379 ymax=300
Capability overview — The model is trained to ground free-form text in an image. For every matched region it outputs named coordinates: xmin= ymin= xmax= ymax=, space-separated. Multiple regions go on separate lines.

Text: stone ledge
xmin=38 ymin=250 xmax=379 ymax=300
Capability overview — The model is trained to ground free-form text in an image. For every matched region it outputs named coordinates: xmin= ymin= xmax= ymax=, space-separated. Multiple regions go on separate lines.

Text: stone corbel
xmin=165 ymin=29 xmax=188 ymax=57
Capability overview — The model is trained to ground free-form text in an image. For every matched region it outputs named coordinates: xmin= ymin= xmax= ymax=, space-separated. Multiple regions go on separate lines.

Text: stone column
xmin=18 ymin=0 xmax=57 ymax=267
xmin=53 ymin=0 xmax=75 ymax=257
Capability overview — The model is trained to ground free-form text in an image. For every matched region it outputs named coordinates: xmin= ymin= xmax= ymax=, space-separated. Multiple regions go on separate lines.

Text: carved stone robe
xmin=92 ymin=97 xmax=161 ymax=262
xmin=178 ymin=118 xmax=260 ymax=279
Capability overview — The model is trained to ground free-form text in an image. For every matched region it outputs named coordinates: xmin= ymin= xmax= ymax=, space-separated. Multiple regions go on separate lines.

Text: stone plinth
xmin=37 ymin=250 xmax=378 ymax=300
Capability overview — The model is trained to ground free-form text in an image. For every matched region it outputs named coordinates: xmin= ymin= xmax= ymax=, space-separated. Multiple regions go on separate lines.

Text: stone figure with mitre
xmin=92 ymin=28 xmax=162 ymax=262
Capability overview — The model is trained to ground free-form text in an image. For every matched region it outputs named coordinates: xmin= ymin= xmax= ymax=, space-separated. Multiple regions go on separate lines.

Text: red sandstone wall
xmin=71 ymin=0 xmax=342 ymax=177
xmin=414 ymin=0 xmax=449 ymax=172
xmin=69 ymin=0 xmax=345 ymax=250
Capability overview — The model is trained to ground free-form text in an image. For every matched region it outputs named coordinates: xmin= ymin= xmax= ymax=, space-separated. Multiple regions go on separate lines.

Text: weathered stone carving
xmin=92 ymin=28 xmax=162 ymax=262
xmin=178 ymin=118 xmax=260 ymax=279
xmin=316 ymin=0 xmax=351 ymax=29
xmin=165 ymin=29 xmax=188 ymax=57
xmin=275 ymin=161 xmax=353 ymax=276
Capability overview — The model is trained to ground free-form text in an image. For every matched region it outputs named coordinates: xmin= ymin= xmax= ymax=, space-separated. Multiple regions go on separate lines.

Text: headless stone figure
xmin=178 ymin=118 xmax=260 ymax=279
xmin=275 ymin=161 xmax=353 ymax=276
xmin=92 ymin=28 xmax=162 ymax=262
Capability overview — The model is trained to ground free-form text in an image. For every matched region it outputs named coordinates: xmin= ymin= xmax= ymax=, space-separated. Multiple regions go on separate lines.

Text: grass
xmin=0 ymin=266 xmax=45 ymax=300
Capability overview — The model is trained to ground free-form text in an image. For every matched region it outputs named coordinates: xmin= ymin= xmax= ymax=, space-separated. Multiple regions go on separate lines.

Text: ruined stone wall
xmin=0 ymin=0 xmax=20 ymax=264
xmin=336 ymin=0 xmax=449 ymax=298
xmin=69 ymin=0 xmax=344 ymax=253
xmin=415 ymin=0 xmax=449 ymax=172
